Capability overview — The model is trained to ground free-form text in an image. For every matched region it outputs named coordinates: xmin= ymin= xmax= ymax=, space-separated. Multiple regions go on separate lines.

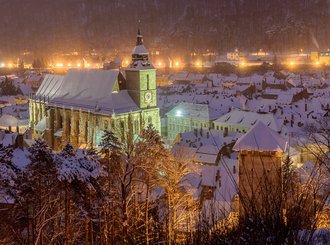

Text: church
xmin=29 ymin=30 xmax=160 ymax=150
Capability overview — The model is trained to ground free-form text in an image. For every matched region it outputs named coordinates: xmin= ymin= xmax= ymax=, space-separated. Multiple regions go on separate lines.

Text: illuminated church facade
xmin=29 ymin=30 xmax=160 ymax=149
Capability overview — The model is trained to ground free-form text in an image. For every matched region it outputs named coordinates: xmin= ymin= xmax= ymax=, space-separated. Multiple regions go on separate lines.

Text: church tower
xmin=125 ymin=29 xmax=160 ymax=132
xmin=125 ymin=29 xmax=157 ymax=109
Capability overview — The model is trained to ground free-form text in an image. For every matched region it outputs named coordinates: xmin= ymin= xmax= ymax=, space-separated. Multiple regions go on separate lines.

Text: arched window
xmin=120 ymin=120 xmax=125 ymax=131
xmin=104 ymin=120 xmax=109 ymax=130
xmin=146 ymin=74 xmax=150 ymax=90
xmin=95 ymin=116 xmax=99 ymax=127
xmin=134 ymin=119 xmax=139 ymax=133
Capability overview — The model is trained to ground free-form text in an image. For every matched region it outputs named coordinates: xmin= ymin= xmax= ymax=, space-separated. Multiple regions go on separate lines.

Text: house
xmin=213 ymin=109 xmax=281 ymax=134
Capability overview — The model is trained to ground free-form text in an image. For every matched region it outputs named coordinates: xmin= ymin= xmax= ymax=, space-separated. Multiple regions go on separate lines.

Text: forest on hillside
xmin=0 ymin=0 xmax=329 ymax=56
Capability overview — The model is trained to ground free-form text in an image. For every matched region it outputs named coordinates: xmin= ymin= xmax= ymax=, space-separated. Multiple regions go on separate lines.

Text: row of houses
xmin=165 ymin=103 xmax=280 ymax=142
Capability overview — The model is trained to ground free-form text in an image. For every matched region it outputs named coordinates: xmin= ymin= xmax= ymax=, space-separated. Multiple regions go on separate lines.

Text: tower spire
xmin=136 ymin=20 xmax=143 ymax=45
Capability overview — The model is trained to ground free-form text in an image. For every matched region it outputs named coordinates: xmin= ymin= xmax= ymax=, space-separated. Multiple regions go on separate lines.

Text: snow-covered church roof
xmin=35 ymin=69 xmax=140 ymax=114
xmin=233 ymin=121 xmax=287 ymax=152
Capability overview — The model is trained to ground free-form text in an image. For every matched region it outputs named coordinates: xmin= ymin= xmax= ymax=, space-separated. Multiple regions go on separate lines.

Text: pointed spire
xmin=136 ymin=20 xmax=143 ymax=46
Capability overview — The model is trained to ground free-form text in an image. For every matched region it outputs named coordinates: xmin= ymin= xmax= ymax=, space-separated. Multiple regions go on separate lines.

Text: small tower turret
xmin=130 ymin=29 xmax=152 ymax=67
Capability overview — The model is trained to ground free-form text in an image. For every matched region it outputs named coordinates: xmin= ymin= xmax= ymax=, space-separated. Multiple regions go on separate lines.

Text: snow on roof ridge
xmin=233 ymin=121 xmax=287 ymax=152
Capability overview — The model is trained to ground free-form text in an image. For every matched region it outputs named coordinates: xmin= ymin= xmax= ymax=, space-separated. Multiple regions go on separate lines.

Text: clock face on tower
xmin=144 ymin=92 xmax=152 ymax=103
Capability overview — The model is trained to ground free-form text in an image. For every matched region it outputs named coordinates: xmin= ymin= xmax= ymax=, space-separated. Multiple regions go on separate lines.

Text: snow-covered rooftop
xmin=214 ymin=109 xmax=281 ymax=132
xmin=166 ymin=102 xmax=222 ymax=121
xmin=233 ymin=121 xmax=287 ymax=152
xmin=132 ymin=44 xmax=148 ymax=54
xmin=35 ymin=69 xmax=140 ymax=114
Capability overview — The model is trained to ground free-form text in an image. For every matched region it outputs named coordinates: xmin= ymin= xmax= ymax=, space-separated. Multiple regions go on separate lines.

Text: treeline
xmin=0 ymin=0 xmax=329 ymax=55
xmin=0 ymin=118 xmax=329 ymax=244
xmin=0 ymin=125 xmax=199 ymax=244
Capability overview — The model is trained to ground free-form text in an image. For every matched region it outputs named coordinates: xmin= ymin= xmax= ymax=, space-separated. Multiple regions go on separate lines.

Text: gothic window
xmin=104 ymin=120 xmax=109 ymax=130
xmin=95 ymin=116 xmax=99 ymax=127
xmin=111 ymin=120 xmax=115 ymax=130
xmin=134 ymin=119 xmax=139 ymax=133
xmin=120 ymin=120 xmax=125 ymax=131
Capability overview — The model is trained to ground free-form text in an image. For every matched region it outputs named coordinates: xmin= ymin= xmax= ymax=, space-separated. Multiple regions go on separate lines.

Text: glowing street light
xmin=56 ymin=63 xmax=63 ymax=68
xmin=0 ymin=63 xmax=5 ymax=68
xmin=67 ymin=63 xmax=72 ymax=67
xmin=315 ymin=61 xmax=320 ymax=66
xmin=175 ymin=61 xmax=180 ymax=67
xmin=158 ymin=61 xmax=163 ymax=67
xmin=196 ymin=61 xmax=202 ymax=67
xmin=77 ymin=63 xmax=81 ymax=67
xmin=239 ymin=61 xmax=246 ymax=68
xmin=289 ymin=61 xmax=295 ymax=66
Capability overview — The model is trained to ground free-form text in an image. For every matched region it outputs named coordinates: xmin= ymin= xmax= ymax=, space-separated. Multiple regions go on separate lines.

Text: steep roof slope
xmin=36 ymin=69 xmax=140 ymax=114
xmin=233 ymin=121 xmax=287 ymax=152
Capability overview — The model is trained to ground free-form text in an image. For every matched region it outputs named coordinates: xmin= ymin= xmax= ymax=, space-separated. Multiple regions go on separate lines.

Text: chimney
xmin=224 ymin=127 xmax=228 ymax=137
xmin=16 ymin=134 xmax=24 ymax=149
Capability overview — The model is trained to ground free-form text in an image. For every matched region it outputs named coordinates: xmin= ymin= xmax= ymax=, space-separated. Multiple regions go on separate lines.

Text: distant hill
xmin=0 ymin=0 xmax=329 ymax=56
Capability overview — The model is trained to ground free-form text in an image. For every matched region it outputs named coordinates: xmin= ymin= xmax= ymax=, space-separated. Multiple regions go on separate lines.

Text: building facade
xmin=166 ymin=103 xmax=220 ymax=142
xmin=233 ymin=122 xmax=286 ymax=219
xmin=29 ymin=30 xmax=160 ymax=149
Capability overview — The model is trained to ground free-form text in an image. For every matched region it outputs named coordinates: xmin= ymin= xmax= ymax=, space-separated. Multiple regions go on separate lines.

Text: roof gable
xmin=233 ymin=121 xmax=287 ymax=152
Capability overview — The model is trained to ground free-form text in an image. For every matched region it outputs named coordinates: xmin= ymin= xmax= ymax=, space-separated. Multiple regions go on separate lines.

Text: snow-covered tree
xmin=18 ymin=140 xmax=61 ymax=245
xmin=54 ymin=143 xmax=106 ymax=245
xmin=157 ymin=146 xmax=199 ymax=244
xmin=0 ymin=145 xmax=19 ymax=199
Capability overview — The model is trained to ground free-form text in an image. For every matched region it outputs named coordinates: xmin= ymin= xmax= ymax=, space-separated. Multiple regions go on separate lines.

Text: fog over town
xmin=0 ymin=1 xmax=329 ymax=244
